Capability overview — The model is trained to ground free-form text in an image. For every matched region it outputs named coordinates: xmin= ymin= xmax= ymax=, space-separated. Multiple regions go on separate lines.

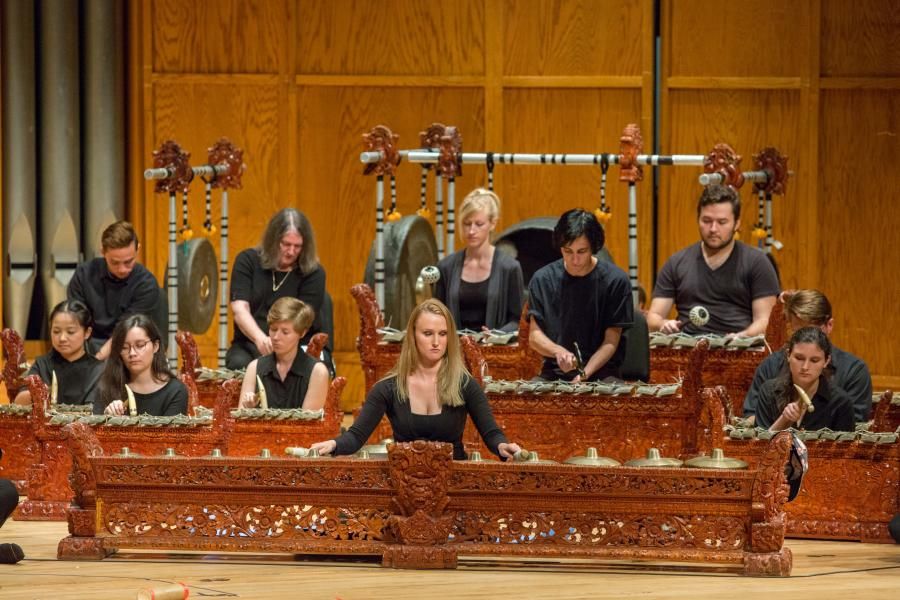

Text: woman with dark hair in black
xmin=527 ymin=208 xmax=633 ymax=382
xmin=94 ymin=314 xmax=187 ymax=416
xmin=14 ymin=299 xmax=103 ymax=407
xmin=755 ymin=327 xmax=854 ymax=432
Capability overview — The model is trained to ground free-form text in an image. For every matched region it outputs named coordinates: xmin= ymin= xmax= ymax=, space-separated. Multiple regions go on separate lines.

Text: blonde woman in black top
xmin=311 ymin=299 xmax=521 ymax=460
xmin=239 ymin=297 xmax=329 ymax=411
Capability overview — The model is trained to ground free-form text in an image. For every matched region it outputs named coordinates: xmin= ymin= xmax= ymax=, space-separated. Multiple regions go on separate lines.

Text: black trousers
xmin=0 ymin=479 xmax=18 ymax=529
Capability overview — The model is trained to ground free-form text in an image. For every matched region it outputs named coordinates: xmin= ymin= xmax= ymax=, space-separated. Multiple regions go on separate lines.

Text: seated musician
xmin=227 ymin=208 xmax=329 ymax=371
xmin=433 ymin=188 xmax=524 ymax=332
xmin=744 ymin=289 xmax=871 ymax=425
xmin=755 ymin=327 xmax=854 ymax=432
xmin=67 ymin=221 xmax=162 ymax=360
xmin=527 ymin=208 xmax=633 ymax=382
xmin=13 ymin=300 xmax=103 ymax=407
xmin=93 ymin=315 xmax=188 ymax=416
xmin=238 ymin=297 xmax=330 ymax=411
xmin=310 ymin=299 xmax=521 ymax=460
xmin=646 ymin=184 xmax=780 ymax=336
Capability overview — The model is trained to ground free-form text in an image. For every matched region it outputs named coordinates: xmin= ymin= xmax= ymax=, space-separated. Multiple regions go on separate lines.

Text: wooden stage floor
xmin=1 ymin=519 xmax=898 ymax=599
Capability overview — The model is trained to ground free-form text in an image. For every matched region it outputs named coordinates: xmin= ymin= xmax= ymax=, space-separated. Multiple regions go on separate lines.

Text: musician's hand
xmin=572 ymin=374 xmax=582 ymax=384
xmin=104 ymin=400 xmax=126 ymax=416
xmin=310 ymin=440 xmax=337 ymax=456
xmin=254 ymin=335 xmax=273 ymax=356
xmin=780 ymin=401 xmax=804 ymax=424
xmin=555 ymin=348 xmax=576 ymax=373
xmin=239 ymin=392 xmax=259 ymax=409
xmin=660 ymin=319 xmax=683 ymax=334
xmin=498 ymin=442 xmax=521 ymax=459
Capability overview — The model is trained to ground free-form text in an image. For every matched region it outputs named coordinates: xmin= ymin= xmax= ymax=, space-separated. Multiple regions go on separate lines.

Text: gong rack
xmin=144 ymin=139 xmax=245 ymax=369
xmin=359 ymin=123 xmax=789 ymax=313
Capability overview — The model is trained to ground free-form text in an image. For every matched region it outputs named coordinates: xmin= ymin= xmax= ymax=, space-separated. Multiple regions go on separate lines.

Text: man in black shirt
xmin=647 ymin=184 xmax=779 ymax=337
xmin=528 ymin=209 xmax=633 ymax=381
xmin=68 ymin=221 xmax=161 ymax=359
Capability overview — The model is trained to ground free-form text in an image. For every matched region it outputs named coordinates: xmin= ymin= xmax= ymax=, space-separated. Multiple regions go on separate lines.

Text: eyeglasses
xmin=120 ymin=339 xmax=153 ymax=355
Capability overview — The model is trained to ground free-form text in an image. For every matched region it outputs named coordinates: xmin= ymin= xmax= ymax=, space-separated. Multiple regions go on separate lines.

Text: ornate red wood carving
xmin=206 ymin=138 xmax=245 ymax=190
xmin=618 ymin=124 xmax=643 ymax=183
xmin=871 ymin=390 xmax=897 ymax=432
xmin=703 ymin=142 xmax=744 ymax=188
xmin=437 ymin=126 xmax=462 ymax=179
xmin=650 ymin=303 xmax=785 ymax=417
xmin=1 ymin=327 xmax=26 ymax=393
xmin=752 ymin=147 xmax=789 ymax=196
xmin=151 ymin=140 xmax=193 ymax=194
xmin=362 ymin=125 xmax=401 ymax=177
xmin=58 ymin=430 xmax=792 ymax=576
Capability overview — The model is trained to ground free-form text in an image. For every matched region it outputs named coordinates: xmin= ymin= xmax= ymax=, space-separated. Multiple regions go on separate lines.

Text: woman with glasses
xmin=226 ymin=208 xmax=328 ymax=371
xmin=93 ymin=314 xmax=188 ymax=416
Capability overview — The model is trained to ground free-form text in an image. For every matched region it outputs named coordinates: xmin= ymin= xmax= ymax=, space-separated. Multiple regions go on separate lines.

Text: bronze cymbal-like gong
xmin=364 ymin=215 xmax=438 ymax=329
xmin=174 ymin=238 xmax=218 ymax=333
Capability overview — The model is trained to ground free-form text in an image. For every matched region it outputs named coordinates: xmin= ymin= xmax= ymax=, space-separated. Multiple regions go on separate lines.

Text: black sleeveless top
xmin=256 ymin=351 xmax=320 ymax=409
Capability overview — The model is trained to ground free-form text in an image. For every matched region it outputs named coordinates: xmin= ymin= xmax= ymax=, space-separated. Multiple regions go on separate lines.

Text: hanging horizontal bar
xmin=143 ymin=163 xmax=230 ymax=180
xmin=698 ymin=170 xmax=769 ymax=186
xmin=361 ymin=150 xmax=706 ymax=167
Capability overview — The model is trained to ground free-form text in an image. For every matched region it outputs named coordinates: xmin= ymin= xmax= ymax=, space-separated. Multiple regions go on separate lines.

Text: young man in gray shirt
xmin=647 ymin=184 xmax=780 ymax=337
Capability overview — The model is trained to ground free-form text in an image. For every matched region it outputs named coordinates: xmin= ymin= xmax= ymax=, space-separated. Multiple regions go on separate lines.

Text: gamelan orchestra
xmin=1 ymin=67 xmax=899 ymax=599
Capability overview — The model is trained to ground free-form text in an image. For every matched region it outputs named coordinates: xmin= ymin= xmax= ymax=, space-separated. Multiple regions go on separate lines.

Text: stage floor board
xmin=1 ymin=519 xmax=898 ymax=599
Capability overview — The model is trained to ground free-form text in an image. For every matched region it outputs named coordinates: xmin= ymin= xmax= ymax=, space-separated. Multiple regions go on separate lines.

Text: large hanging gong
xmin=364 ymin=215 xmax=438 ymax=329
xmin=169 ymin=238 xmax=218 ymax=333
xmin=495 ymin=216 xmax=614 ymax=287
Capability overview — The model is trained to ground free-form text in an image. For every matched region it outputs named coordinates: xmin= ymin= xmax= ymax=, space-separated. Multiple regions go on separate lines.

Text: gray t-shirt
xmin=653 ymin=242 xmax=779 ymax=335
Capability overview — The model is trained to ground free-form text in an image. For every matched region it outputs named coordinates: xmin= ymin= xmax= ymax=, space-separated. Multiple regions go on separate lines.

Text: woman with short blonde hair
xmin=311 ymin=299 xmax=521 ymax=460
xmin=433 ymin=188 xmax=524 ymax=332
xmin=239 ymin=297 xmax=330 ymax=411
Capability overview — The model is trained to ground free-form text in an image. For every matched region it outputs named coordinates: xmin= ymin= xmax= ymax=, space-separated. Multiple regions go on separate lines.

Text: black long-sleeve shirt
xmin=67 ymin=258 xmax=160 ymax=343
xmin=333 ymin=376 xmax=508 ymax=460
xmin=755 ymin=376 xmax=855 ymax=432
xmin=744 ymin=346 xmax=872 ymax=422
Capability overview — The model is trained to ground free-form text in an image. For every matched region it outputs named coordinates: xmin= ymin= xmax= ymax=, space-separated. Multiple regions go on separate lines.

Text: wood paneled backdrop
xmin=5 ymin=0 xmax=895 ymax=404
xmin=130 ymin=0 xmax=900 ymax=404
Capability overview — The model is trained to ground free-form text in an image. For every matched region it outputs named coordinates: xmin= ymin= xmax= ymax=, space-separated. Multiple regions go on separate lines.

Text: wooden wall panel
xmin=821 ymin=0 xmax=900 ymax=77
xmin=148 ymin=79 xmax=287 ymax=357
xmin=296 ymin=0 xmax=485 ymax=76
xmin=151 ymin=0 xmax=287 ymax=74
xmin=818 ymin=90 xmax=899 ymax=378
xmin=503 ymin=0 xmax=643 ymax=76
xmin=668 ymin=1 xmax=807 ymax=77
xmin=500 ymin=88 xmax=650 ymax=290
xmin=660 ymin=90 xmax=801 ymax=285
xmin=297 ymin=86 xmax=485 ymax=348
